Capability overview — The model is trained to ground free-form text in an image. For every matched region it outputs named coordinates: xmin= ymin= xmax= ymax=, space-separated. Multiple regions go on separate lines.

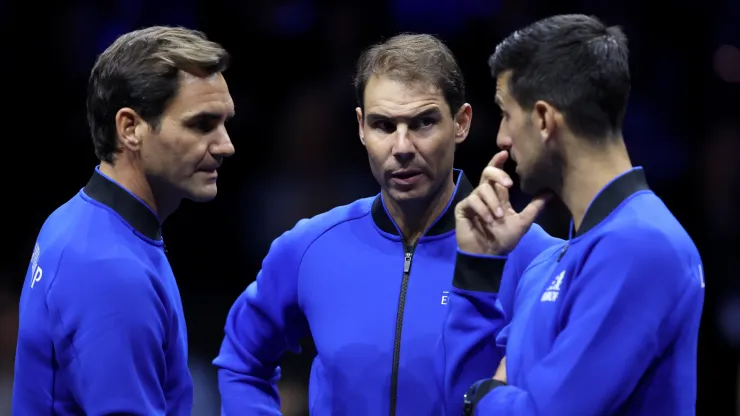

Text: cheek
xmin=149 ymin=129 xmax=207 ymax=171
xmin=364 ymin=136 xmax=391 ymax=162
xmin=434 ymin=136 xmax=455 ymax=166
xmin=147 ymin=123 xmax=182 ymax=154
xmin=164 ymin=127 xmax=204 ymax=157
xmin=421 ymin=127 xmax=454 ymax=160
xmin=522 ymin=136 xmax=545 ymax=168
xmin=510 ymin=121 xmax=534 ymax=150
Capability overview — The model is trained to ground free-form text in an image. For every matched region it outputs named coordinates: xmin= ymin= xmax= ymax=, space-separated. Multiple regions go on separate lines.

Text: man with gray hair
xmin=12 ymin=26 xmax=234 ymax=415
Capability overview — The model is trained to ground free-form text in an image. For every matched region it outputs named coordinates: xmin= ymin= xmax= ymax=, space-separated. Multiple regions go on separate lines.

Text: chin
xmin=386 ymin=189 xmax=419 ymax=203
xmin=519 ymin=177 xmax=541 ymax=195
xmin=186 ymin=184 xmax=219 ymax=202
xmin=385 ymin=182 xmax=434 ymax=204
xmin=520 ymin=158 xmax=561 ymax=195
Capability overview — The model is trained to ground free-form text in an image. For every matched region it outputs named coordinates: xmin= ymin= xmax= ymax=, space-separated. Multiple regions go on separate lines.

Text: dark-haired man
xmin=442 ymin=14 xmax=704 ymax=416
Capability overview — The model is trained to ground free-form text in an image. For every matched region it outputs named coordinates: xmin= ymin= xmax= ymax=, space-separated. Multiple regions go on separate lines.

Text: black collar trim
xmin=372 ymin=170 xmax=473 ymax=237
xmin=574 ymin=167 xmax=650 ymax=238
xmin=83 ymin=168 xmax=162 ymax=241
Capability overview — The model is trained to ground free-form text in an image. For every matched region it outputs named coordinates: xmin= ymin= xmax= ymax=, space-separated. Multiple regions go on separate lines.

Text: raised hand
xmin=454 ymin=151 xmax=550 ymax=256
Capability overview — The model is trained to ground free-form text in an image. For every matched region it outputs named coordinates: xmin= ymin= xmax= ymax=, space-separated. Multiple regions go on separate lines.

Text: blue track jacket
xmin=13 ymin=168 xmax=192 ymax=415
xmin=214 ymin=170 xmax=557 ymax=415
xmin=442 ymin=168 xmax=705 ymax=416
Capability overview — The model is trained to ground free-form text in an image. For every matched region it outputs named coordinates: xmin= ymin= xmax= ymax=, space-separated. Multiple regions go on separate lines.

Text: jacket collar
xmin=372 ymin=169 xmax=473 ymax=237
xmin=83 ymin=167 xmax=162 ymax=240
xmin=573 ymin=167 xmax=650 ymax=238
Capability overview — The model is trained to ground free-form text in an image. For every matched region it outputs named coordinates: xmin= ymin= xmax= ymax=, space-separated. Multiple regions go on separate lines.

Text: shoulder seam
xmin=45 ymin=245 xmax=70 ymax=300
xmin=48 ymin=251 xmax=154 ymax=298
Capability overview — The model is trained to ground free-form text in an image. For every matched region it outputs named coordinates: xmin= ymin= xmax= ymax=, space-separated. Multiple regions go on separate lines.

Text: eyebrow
xmin=185 ymin=110 xmax=235 ymax=123
xmin=365 ymin=107 xmax=442 ymax=124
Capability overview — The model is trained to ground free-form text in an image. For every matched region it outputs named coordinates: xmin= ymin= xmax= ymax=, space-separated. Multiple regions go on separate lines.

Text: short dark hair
xmin=489 ymin=14 xmax=630 ymax=140
xmin=354 ymin=33 xmax=465 ymax=114
xmin=87 ymin=26 xmax=230 ymax=163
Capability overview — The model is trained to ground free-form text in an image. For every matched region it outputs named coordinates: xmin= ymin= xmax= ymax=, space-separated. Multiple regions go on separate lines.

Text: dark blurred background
xmin=1 ymin=0 xmax=738 ymax=414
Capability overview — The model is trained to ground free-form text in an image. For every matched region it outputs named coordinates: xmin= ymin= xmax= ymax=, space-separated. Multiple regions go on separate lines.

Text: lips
xmin=389 ymin=169 xmax=424 ymax=187
xmin=391 ymin=169 xmax=422 ymax=179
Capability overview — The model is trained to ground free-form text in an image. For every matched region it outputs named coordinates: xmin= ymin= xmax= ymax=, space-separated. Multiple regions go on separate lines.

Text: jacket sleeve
xmin=48 ymin=257 xmax=169 ymax=416
xmin=438 ymin=224 xmax=562 ymax=416
xmin=474 ymin=231 xmax=705 ymax=416
xmin=213 ymin=225 xmax=310 ymax=415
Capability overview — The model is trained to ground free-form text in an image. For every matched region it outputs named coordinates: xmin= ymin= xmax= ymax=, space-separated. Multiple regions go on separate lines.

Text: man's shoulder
xmin=598 ymin=201 xmax=698 ymax=260
xmin=519 ymin=223 xmax=565 ymax=252
xmin=48 ymin=249 xmax=158 ymax=306
xmin=41 ymin=188 xmax=142 ymax=242
xmin=509 ymin=223 xmax=565 ymax=273
xmin=39 ymin=207 xmax=150 ymax=269
xmin=586 ymin=217 xmax=701 ymax=287
xmin=26 ymin=192 xmax=164 ymax=299
xmin=38 ymin=190 xmax=86 ymax=235
xmin=608 ymin=191 xmax=696 ymax=250
xmin=266 ymin=196 xmax=376 ymax=256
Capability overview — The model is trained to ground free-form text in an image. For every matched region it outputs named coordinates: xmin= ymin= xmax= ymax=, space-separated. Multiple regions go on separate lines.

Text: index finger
xmin=480 ymin=166 xmax=514 ymax=188
xmin=494 ymin=182 xmax=511 ymax=210
xmin=488 ymin=150 xmax=509 ymax=169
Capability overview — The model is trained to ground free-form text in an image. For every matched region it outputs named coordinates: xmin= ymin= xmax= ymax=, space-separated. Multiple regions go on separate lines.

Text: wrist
xmin=457 ymin=248 xmax=508 ymax=259
xmin=457 ymin=245 xmax=510 ymax=258
xmin=463 ymin=379 xmax=508 ymax=416
xmin=453 ymin=251 xmax=507 ymax=293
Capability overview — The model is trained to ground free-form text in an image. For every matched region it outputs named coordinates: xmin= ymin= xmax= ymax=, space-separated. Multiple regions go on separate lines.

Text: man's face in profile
xmin=139 ymin=71 xmax=236 ymax=203
xmin=495 ymin=71 xmax=560 ymax=195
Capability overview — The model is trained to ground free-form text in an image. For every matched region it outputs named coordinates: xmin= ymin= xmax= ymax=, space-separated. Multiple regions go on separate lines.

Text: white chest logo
xmin=540 ymin=271 xmax=565 ymax=302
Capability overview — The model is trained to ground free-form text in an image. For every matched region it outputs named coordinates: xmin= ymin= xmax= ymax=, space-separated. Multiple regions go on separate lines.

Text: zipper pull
xmin=557 ymin=243 xmax=568 ymax=262
xmin=403 ymin=252 xmax=412 ymax=273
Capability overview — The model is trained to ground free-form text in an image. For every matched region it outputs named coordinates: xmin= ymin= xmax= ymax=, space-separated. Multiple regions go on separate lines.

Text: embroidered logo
xmin=540 ymin=270 xmax=565 ymax=302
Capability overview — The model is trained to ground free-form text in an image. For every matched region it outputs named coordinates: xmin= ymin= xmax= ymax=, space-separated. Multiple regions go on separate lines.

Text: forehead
xmin=364 ymin=75 xmax=450 ymax=116
xmin=167 ymin=71 xmax=234 ymax=116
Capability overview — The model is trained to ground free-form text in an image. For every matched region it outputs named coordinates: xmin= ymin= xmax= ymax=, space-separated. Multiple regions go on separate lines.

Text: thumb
xmin=518 ymin=193 xmax=551 ymax=225
xmin=488 ymin=150 xmax=509 ymax=169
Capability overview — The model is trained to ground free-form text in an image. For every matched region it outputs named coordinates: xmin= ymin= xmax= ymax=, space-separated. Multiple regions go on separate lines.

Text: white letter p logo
xmin=31 ymin=266 xmax=43 ymax=289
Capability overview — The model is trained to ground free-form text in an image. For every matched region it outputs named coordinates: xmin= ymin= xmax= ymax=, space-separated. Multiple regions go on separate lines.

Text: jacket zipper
xmin=389 ymin=244 xmax=416 ymax=416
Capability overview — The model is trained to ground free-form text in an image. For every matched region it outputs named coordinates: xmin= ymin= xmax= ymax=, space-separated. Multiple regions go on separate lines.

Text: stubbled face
xmin=495 ymin=70 xmax=560 ymax=194
xmin=140 ymin=71 xmax=235 ymax=202
xmin=356 ymin=75 xmax=470 ymax=204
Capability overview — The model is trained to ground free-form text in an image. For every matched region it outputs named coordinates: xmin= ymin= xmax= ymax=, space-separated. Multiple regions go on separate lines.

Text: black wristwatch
xmin=462 ymin=378 xmax=507 ymax=416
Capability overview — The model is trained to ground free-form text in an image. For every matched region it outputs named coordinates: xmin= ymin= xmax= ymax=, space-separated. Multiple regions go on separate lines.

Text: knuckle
xmin=482 ymin=183 xmax=496 ymax=196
